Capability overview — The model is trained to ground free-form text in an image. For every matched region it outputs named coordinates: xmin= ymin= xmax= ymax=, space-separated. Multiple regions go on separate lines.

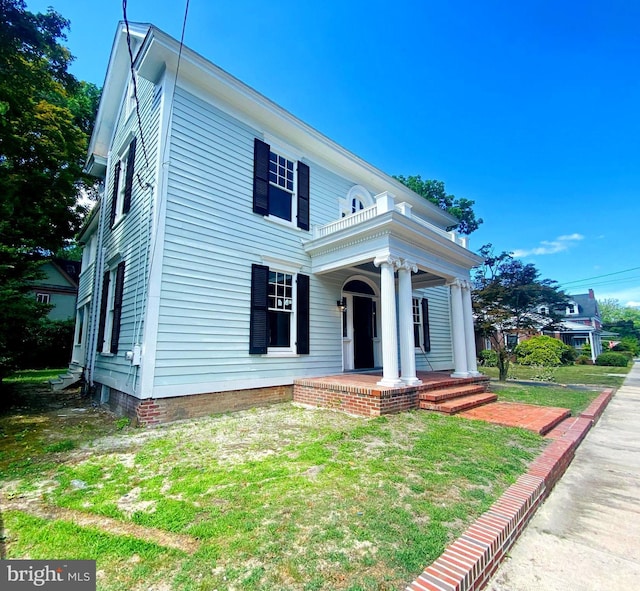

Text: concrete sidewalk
xmin=486 ymin=361 xmax=640 ymax=590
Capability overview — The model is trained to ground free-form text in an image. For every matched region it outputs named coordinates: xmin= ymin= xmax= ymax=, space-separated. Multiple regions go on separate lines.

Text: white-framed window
xmin=268 ymin=149 xmax=296 ymax=222
xmin=36 ymin=293 xmax=50 ymax=305
xmin=97 ymin=261 xmax=125 ymax=354
xmin=109 ymin=137 xmax=137 ymax=227
xmin=268 ymin=270 xmax=294 ymax=349
xmin=125 ymin=73 xmax=137 ymax=120
xmin=253 ymin=138 xmax=309 ymax=230
xmin=340 ymin=185 xmax=373 ymax=218
xmin=413 ymin=297 xmax=423 ymax=347
xmin=250 ymin=263 xmax=309 ymax=355
xmin=566 ymin=302 xmax=578 ymax=315
xmin=538 ymin=305 xmax=549 ymax=315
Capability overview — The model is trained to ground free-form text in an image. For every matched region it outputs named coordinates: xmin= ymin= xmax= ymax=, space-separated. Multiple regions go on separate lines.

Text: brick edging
xmin=405 ymin=388 xmax=615 ymax=591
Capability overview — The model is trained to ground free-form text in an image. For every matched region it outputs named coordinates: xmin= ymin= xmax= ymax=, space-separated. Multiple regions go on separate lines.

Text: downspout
xmin=85 ymin=190 xmax=109 ymax=389
xmin=588 ymin=331 xmax=595 ymax=363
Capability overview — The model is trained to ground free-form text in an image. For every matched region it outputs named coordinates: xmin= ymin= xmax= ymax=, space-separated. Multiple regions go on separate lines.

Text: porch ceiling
xmin=303 ymin=209 xmax=483 ymax=281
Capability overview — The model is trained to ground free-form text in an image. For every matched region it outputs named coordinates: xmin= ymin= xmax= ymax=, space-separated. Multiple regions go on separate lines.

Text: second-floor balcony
xmin=303 ymin=191 xmax=480 ymax=280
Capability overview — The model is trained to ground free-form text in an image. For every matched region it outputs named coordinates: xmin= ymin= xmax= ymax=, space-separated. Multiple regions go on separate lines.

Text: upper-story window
xmin=110 ymin=137 xmax=137 ymax=227
xmin=341 ymin=185 xmax=372 ymax=218
xmin=125 ymin=73 xmax=137 ymax=120
xmin=538 ymin=305 xmax=549 ymax=315
xmin=36 ymin=293 xmax=50 ymax=305
xmin=268 ymin=151 xmax=296 ymax=221
xmin=253 ymin=138 xmax=309 ymax=230
xmin=566 ymin=302 xmax=578 ymax=315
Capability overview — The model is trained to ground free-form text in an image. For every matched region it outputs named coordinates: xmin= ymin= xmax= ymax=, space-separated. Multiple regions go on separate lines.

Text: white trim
xmin=260 ymin=255 xmax=303 ymax=274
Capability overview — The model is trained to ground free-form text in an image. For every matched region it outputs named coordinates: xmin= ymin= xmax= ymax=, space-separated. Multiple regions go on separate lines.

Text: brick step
xmin=419 ymin=384 xmax=487 ymax=403
xmin=417 ymin=376 xmax=490 ymax=393
xmin=419 ymin=392 xmax=498 ymax=414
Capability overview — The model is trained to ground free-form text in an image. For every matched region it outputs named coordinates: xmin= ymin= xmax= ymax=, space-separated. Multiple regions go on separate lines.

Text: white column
xmin=374 ymin=255 xmax=403 ymax=387
xmin=449 ymin=279 xmax=469 ymax=377
xmin=398 ymin=260 xmax=421 ymax=386
xmin=461 ymin=280 xmax=480 ymax=376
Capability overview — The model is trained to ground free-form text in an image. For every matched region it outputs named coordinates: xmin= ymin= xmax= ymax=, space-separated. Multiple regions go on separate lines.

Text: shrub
xmin=595 ymin=352 xmax=629 ymax=367
xmin=575 ymin=355 xmax=592 ymax=365
xmin=478 ymin=349 xmax=499 ymax=367
xmin=15 ymin=318 xmax=74 ymax=369
xmin=514 ymin=335 xmax=576 ymax=367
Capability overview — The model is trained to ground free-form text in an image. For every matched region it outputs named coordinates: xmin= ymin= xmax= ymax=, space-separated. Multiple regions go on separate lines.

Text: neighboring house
xmin=31 ymin=259 xmax=81 ymax=321
xmin=541 ymin=289 xmax=603 ymax=362
xmin=71 ymin=22 xmax=482 ymax=425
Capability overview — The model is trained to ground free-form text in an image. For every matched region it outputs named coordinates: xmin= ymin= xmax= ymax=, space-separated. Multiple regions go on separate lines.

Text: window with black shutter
xmin=110 ymin=261 xmax=126 ymax=353
xmin=249 ymin=264 xmax=310 ymax=354
xmin=110 ymin=137 xmax=136 ymax=227
xmin=97 ymin=271 xmax=110 ymax=351
xmin=253 ymin=138 xmax=309 ymax=229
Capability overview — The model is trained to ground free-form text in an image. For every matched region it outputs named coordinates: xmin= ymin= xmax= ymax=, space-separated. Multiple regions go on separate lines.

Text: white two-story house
xmin=71 ymin=22 xmax=483 ymax=425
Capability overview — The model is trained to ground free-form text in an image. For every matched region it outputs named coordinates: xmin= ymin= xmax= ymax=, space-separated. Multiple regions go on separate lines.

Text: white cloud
xmin=626 ymin=301 xmax=640 ymax=308
xmin=598 ymin=287 xmax=640 ymax=307
xmin=512 ymin=233 xmax=584 ymax=258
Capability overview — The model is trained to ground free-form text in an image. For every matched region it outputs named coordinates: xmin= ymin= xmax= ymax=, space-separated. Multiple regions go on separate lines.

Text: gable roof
xmin=568 ymin=292 xmax=600 ymax=319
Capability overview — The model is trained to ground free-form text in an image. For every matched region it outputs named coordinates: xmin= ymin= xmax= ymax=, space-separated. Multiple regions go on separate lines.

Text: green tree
xmin=472 ymin=244 xmax=568 ymax=380
xmin=394 ymin=175 xmax=483 ymax=234
xmin=0 ymin=0 xmax=100 ymax=378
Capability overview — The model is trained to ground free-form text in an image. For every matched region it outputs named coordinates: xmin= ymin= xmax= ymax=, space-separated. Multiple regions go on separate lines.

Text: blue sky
xmin=28 ymin=0 xmax=640 ymax=306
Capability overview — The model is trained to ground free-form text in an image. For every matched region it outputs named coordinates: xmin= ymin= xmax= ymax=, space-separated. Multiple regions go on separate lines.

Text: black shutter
xmin=253 ymin=138 xmax=270 ymax=216
xmin=249 ymin=264 xmax=269 ymax=354
xmin=297 ymin=161 xmax=310 ymax=230
xmin=97 ymin=271 xmax=110 ymax=351
xmin=123 ymin=137 xmax=136 ymax=215
xmin=296 ymin=273 xmax=310 ymax=354
xmin=110 ymin=261 xmax=126 ymax=354
xmin=110 ymin=161 xmax=121 ymax=227
xmin=422 ymin=298 xmax=431 ymax=353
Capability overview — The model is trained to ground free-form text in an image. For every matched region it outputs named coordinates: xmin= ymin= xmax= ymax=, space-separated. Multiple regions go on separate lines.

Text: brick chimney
xmin=589 ymin=288 xmax=594 ymax=299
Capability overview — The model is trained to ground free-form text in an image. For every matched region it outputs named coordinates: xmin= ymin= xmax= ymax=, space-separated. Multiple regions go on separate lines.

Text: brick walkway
xmin=459 ymin=401 xmax=571 ymax=435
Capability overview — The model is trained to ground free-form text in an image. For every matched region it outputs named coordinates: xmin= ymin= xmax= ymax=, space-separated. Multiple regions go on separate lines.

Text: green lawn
xmin=4 ymin=368 xmax=66 ymax=384
xmin=481 ymin=363 xmax=631 ymax=388
xmin=1 ymin=400 xmax=544 ymax=591
xmin=492 ymin=384 xmax=599 ymax=416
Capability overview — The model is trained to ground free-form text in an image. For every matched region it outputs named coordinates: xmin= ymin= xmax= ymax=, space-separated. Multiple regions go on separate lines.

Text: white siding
xmin=415 ymin=285 xmax=454 ymax=371
xmin=153 ymin=88 xmax=354 ymax=394
xmin=93 ymin=76 xmax=161 ymax=394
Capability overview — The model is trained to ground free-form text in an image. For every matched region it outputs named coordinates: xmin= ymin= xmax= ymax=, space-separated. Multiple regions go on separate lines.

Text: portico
xmin=303 ymin=190 xmax=483 ymax=386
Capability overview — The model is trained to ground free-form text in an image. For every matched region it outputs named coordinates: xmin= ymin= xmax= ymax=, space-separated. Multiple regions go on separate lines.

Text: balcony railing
xmin=312 ymin=191 xmax=468 ymax=249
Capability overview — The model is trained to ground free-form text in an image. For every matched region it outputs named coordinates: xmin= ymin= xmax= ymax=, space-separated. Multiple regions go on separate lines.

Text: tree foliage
xmin=472 ymin=244 xmax=568 ymax=380
xmin=0 ymin=0 xmax=100 ymax=377
xmin=394 ymin=175 xmax=483 ymax=235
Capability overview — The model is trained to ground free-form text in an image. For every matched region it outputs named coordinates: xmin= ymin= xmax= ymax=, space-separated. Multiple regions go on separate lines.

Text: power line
xmin=122 ymin=0 xmax=152 ymax=189
xmin=560 ymin=266 xmax=640 ymax=287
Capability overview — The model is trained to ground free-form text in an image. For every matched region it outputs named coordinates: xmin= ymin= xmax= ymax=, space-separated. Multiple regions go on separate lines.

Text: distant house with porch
xmin=542 ymin=289 xmax=603 ymax=362
xmin=69 ymin=22 xmax=484 ymax=425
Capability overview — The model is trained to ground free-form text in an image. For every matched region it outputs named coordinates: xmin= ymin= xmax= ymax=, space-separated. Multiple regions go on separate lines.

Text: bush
xmin=575 ymin=355 xmax=592 ymax=365
xmin=15 ymin=318 xmax=74 ymax=369
xmin=478 ymin=349 xmax=499 ymax=367
xmin=595 ymin=352 xmax=629 ymax=367
xmin=514 ymin=335 xmax=576 ymax=367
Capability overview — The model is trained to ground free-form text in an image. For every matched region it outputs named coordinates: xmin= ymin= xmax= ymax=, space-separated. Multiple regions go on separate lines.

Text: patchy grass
xmin=1 ymin=398 xmax=545 ymax=591
xmin=493 ymin=383 xmax=600 ymax=416
xmin=4 ymin=368 xmax=66 ymax=384
xmin=482 ymin=363 xmax=630 ymax=388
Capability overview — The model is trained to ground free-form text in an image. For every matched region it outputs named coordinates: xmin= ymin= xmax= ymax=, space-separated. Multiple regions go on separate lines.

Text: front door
xmin=353 ymin=296 xmax=374 ymax=369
